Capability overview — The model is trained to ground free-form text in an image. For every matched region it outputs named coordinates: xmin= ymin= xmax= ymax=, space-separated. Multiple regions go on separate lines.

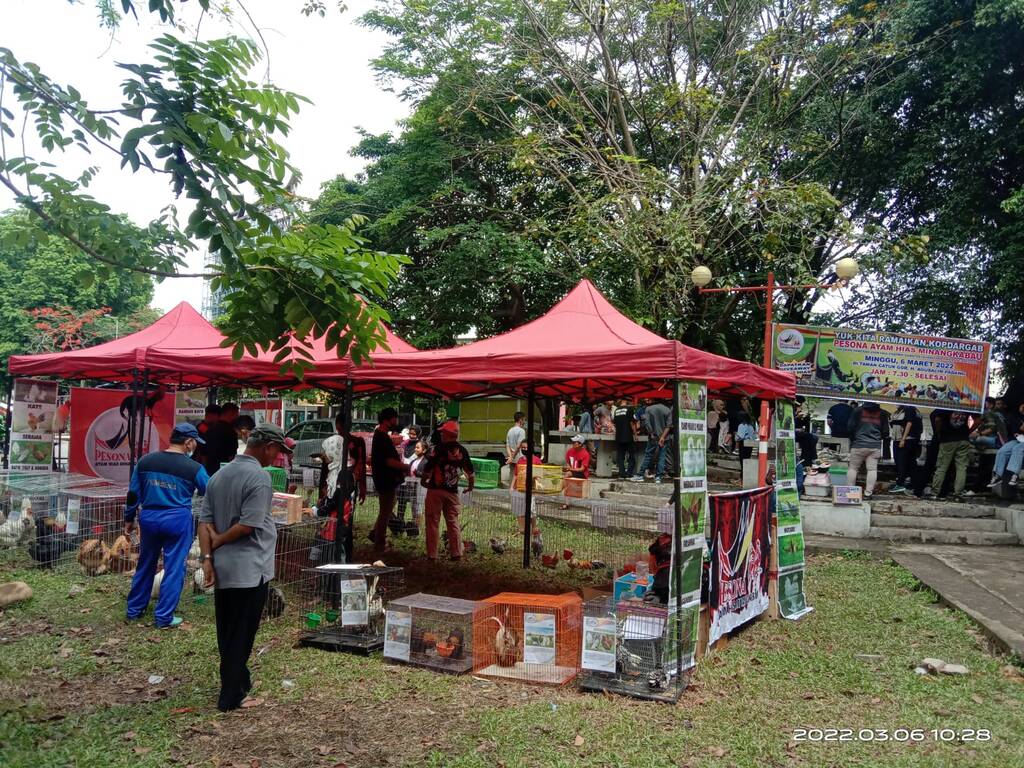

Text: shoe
xmin=654 ymin=476 xmax=663 ymax=484
xmin=961 ymin=490 xmax=976 ymax=498
xmin=1010 ymin=476 xmax=1019 ymax=487
xmin=923 ymin=487 xmax=934 ymax=497
xmin=987 ymin=477 xmax=1001 ymax=488
xmin=864 ymin=492 xmax=873 ymax=499
xmin=629 ymin=476 xmax=644 ymax=483
xmin=889 ymin=484 xmax=906 ymax=494
xmin=156 ymin=616 xmax=183 ymax=629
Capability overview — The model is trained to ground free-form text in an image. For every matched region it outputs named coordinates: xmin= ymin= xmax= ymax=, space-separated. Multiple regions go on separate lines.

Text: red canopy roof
xmin=314 ymin=280 xmax=795 ymax=400
xmin=8 ymin=302 xmax=416 ymax=387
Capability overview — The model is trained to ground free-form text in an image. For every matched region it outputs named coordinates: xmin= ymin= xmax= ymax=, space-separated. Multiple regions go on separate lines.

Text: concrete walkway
xmin=807 ymin=535 xmax=1024 ymax=657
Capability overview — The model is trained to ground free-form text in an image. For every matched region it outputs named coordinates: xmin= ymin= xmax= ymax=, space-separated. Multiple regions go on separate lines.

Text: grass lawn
xmin=1 ymin=540 xmax=1022 ymax=767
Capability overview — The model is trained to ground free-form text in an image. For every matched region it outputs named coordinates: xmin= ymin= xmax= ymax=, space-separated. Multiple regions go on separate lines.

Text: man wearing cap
xmin=420 ymin=421 xmax=475 ymax=560
xmin=198 ymin=423 xmax=290 ymax=712
xmin=124 ymin=423 xmax=209 ymax=628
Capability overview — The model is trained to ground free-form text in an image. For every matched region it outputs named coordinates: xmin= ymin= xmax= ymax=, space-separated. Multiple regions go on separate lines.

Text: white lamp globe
xmin=691 ymin=265 xmax=713 ymax=288
xmin=835 ymin=257 xmax=859 ymax=281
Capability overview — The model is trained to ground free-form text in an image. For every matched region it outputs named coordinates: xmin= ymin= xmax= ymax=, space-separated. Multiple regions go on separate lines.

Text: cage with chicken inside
xmin=576 ymin=595 xmax=690 ymax=703
xmin=297 ymin=564 xmax=406 ymax=654
xmin=383 ymin=593 xmax=480 ymax=674
xmin=472 ymin=592 xmax=582 ymax=686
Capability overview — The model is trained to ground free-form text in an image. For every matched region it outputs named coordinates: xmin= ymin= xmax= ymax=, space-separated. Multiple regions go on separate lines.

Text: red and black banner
xmin=708 ymin=486 xmax=772 ymax=645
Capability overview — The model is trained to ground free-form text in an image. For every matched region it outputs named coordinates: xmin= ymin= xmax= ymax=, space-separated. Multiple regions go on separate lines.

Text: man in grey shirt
xmin=631 ymin=400 xmax=673 ymax=483
xmin=505 ymin=411 xmax=526 ymax=465
xmin=199 ymin=424 xmax=290 ymax=712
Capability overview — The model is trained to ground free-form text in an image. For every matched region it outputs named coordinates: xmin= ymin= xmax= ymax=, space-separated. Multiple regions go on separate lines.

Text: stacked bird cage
xmin=298 ymin=564 xmax=406 ymax=653
xmin=576 ymin=595 xmax=689 ymax=703
xmin=473 ymin=592 xmax=583 ymax=685
xmin=60 ymin=483 xmax=134 ymax=576
xmin=384 ymin=593 xmax=479 ymax=674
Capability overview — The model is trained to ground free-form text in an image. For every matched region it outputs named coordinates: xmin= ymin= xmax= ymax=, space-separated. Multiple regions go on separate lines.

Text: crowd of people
xmin=826 ymin=395 xmax=1023 ymax=500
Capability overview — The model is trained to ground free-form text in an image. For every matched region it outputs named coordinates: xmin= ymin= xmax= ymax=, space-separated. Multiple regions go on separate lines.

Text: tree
xmin=0 ymin=208 xmax=155 ymax=383
xmin=0 ymin=0 xmax=404 ymax=374
xmin=804 ymin=0 xmax=1024 ymax=377
xmin=355 ymin=0 xmax=932 ymax=361
xmin=306 ymin=78 xmax=582 ymax=348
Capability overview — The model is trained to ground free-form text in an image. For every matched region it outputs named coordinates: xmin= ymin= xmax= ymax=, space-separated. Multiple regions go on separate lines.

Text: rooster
xmin=488 ymin=611 xmax=518 ymax=667
xmin=530 ymin=529 xmax=543 ymax=560
xmin=77 ymin=539 xmax=111 ymax=576
xmin=29 ymin=517 xmax=66 ymax=568
xmin=489 ymin=537 xmax=507 ymax=555
xmin=109 ymin=535 xmax=137 ymax=574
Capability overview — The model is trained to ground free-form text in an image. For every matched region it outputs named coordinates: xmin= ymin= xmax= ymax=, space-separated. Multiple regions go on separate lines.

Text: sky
xmin=0 ymin=0 xmax=410 ymax=313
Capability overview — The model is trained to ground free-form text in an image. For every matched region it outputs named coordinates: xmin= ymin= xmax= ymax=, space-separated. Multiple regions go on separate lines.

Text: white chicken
xmin=0 ymin=500 xmax=33 ymax=548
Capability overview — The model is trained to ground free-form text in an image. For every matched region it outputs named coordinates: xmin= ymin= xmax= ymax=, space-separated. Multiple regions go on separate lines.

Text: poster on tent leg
xmin=174 ymin=389 xmax=208 ymax=425
xmin=9 ymin=379 xmax=59 ymax=472
xmin=771 ymin=323 xmax=991 ymax=413
xmin=773 ymin=401 xmax=813 ymax=620
xmin=665 ymin=380 xmax=708 ymax=673
xmin=707 ymin=486 xmax=772 ymax=645
xmin=68 ymin=387 xmax=174 ymax=484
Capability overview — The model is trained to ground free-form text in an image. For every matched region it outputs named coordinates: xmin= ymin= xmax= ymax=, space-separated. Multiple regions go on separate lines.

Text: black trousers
xmin=616 ymin=441 xmax=636 ymax=477
xmin=214 ymin=579 xmax=267 ymax=711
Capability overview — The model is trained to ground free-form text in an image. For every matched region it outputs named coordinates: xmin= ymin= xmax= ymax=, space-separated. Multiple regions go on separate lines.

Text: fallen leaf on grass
xmin=240 ymin=698 xmax=264 ymax=709
xmin=122 ymin=732 xmax=136 ymax=741
xmin=133 ymin=747 xmax=152 ymax=756
xmin=802 ymin=693 xmax=816 ymax=700
xmin=971 ymin=694 xmax=984 ymax=705
xmin=171 ymin=707 xmax=196 ymax=715
xmin=573 ymin=735 xmax=585 ymax=747
xmin=709 ymin=746 xmax=728 ymax=757
xmin=316 ymin=745 xmax=334 ymax=756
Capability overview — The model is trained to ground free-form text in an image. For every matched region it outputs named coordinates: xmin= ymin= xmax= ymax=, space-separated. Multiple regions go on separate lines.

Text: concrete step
xmin=608 ymin=482 xmax=675 ymax=498
xmin=866 ymin=527 xmax=1019 ymax=546
xmin=600 ymin=490 xmax=670 ymax=509
xmin=870 ymin=513 xmax=1007 ymax=533
xmin=870 ymin=499 xmax=1005 ymax=519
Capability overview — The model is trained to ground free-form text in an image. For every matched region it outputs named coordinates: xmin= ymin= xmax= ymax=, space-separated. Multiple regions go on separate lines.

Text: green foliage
xmin=0 ymin=209 xmax=154 ymax=381
xmin=1 ymin=1 xmax=403 ymax=370
xmin=800 ymin=0 xmax=1024 ymax=375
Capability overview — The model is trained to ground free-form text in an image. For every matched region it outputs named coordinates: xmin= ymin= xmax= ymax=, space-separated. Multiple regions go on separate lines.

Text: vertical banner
xmin=707 ymin=487 xmax=772 ymax=645
xmin=174 ymin=389 xmax=208 ymax=425
xmin=671 ymin=380 xmax=707 ymax=671
xmin=9 ymin=379 xmax=58 ymax=472
xmin=774 ymin=401 xmax=813 ymax=620
xmin=68 ymin=387 xmax=174 ymax=484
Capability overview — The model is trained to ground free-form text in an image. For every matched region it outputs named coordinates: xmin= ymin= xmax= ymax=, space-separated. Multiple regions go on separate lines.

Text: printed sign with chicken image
xmin=9 ymin=379 xmax=59 ymax=472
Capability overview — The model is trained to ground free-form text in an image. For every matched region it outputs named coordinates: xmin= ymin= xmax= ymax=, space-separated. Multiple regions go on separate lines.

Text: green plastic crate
xmin=265 ymin=466 xmax=288 ymax=492
xmin=460 ymin=457 xmax=500 ymax=489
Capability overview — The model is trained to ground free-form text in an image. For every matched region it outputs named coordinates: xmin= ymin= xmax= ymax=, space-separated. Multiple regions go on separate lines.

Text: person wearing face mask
xmin=123 ymin=423 xmax=210 ymax=629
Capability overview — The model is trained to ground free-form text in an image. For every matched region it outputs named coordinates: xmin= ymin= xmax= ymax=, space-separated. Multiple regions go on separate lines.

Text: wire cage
xmin=576 ymin=596 xmax=688 ymax=703
xmin=384 ymin=593 xmax=480 ymax=674
xmin=473 ymin=592 xmax=583 ymax=686
xmin=298 ymin=564 xmax=406 ymax=653
xmin=57 ymin=484 xmax=134 ymax=575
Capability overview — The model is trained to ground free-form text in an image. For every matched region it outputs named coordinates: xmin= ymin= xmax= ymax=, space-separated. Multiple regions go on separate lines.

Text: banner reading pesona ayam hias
xmin=771 ymin=324 xmax=991 ymax=413
xmin=707 ymin=486 xmax=772 ymax=646
xmin=69 ymin=387 xmax=174 ymax=484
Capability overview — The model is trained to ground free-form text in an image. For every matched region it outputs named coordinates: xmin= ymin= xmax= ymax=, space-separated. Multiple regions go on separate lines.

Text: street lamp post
xmin=690 ymin=259 xmax=859 ymax=486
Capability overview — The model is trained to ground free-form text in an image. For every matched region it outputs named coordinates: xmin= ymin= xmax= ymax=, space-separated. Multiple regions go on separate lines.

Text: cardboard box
xmin=613 ymin=572 xmax=650 ymax=603
xmin=832 ymin=485 xmax=863 ymax=506
xmin=563 ymin=477 xmax=590 ymax=498
xmin=272 ymin=492 xmax=304 ymax=524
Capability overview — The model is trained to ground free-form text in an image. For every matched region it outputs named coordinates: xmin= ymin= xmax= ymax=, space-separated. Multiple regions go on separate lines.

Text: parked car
xmin=285 ymin=418 xmax=375 ymax=468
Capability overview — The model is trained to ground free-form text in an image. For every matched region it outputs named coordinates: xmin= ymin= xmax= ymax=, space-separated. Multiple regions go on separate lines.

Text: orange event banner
xmin=771 ymin=324 xmax=991 ymax=413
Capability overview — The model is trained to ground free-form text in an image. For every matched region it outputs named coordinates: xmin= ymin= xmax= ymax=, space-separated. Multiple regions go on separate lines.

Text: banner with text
xmin=9 ymin=378 xmax=58 ymax=472
xmin=69 ymin=387 xmax=174 ymax=484
xmin=774 ymin=401 xmax=813 ymax=620
xmin=772 ymin=324 xmax=991 ymax=413
xmin=708 ymin=486 xmax=772 ymax=645
xmin=174 ymin=389 xmax=208 ymax=425
xmin=670 ymin=380 xmax=708 ymax=671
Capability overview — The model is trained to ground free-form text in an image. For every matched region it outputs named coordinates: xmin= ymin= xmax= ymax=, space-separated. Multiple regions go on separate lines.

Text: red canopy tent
xmin=8 ymin=301 xmax=416 ymax=388
xmin=312 ymin=280 xmax=794 ymax=401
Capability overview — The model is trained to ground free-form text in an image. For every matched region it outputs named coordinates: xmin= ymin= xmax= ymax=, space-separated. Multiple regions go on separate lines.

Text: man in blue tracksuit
xmin=125 ymin=423 xmax=210 ymax=628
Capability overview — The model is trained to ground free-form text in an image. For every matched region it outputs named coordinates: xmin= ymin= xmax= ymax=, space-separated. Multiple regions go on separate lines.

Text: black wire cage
xmin=576 ymin=595 xmax=691 ymax=703
xmin=383 ymin=593 xmax=479 ymax=674
xmin=298 ymin=564 xmax=407 ymax=654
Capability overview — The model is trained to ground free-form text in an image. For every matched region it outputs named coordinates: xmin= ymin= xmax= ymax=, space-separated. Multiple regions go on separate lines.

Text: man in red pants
xmin=420 ymin=421 xmax=475 ymax=560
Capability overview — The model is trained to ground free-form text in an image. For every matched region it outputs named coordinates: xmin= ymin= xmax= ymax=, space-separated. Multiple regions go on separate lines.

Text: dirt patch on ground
xmin=0 ymin=667 xmax=186 ymax=720
xmin=172 ymin=676 xmax=592 ymax=768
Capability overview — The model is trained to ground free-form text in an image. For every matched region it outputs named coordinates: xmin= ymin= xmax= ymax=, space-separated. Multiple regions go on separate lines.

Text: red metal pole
xmin=757 ymin=271 xmax=774 ymax=486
